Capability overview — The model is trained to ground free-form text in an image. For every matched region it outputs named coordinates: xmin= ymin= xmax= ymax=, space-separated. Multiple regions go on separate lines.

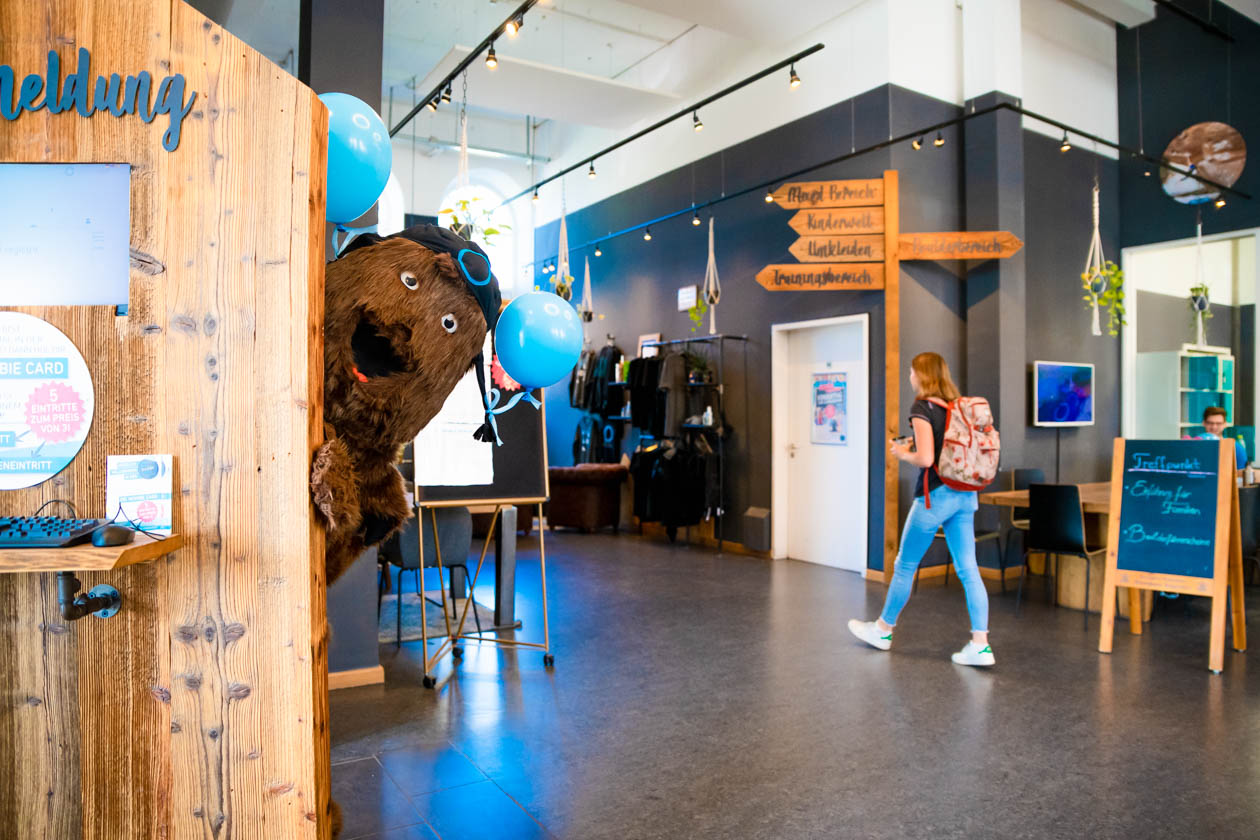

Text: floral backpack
xmin=923 ymin=396 xmax=1000 ymax=504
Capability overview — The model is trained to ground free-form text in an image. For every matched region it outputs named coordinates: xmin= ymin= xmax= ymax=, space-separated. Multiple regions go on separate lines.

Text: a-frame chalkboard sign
xmin=1098 ymin=438 xmax=1247 ymax=672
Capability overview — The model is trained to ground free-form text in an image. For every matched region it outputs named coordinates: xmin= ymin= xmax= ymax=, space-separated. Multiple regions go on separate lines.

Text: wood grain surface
xmin=0 ymin=2 xmax=330 ymax=837
xmin=0 ymin=535 xmax=184 ymax=573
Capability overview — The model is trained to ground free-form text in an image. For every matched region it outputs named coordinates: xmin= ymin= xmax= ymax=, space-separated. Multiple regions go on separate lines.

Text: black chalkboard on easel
xmin=1098 ymin=438 xmax=1246 ymax=672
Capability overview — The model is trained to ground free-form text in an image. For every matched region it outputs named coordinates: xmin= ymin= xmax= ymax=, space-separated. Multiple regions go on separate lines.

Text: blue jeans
xmin=880 ymin=485 xmax=989 ymax=633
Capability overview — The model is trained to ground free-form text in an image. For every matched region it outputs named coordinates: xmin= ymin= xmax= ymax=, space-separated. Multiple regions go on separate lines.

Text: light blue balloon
xmin=319 ymin=92 xmax=392 ymax=224
xmin=495 ymin=292 xmax=584 ymax=389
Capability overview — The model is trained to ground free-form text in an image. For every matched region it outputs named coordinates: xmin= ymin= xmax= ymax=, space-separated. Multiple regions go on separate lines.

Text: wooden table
xmin=979 ymin=481 xmax=1111 ymax=514
xmin=978 ymin=482 xmax=1151 ymax=619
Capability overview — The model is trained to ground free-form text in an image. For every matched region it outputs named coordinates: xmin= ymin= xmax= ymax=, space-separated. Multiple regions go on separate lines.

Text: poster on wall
xmin=0 ymin=312 xmax=95 ymax=490
xmin=413 ymin=335 xmax=494 ymax=487
xmin=811 ymin=371 xmax=848 ymax=445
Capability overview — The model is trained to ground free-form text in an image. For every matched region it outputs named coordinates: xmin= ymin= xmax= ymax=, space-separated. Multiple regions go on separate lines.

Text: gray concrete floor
xmin=330 ymin=531 xmax=1260 ymax=840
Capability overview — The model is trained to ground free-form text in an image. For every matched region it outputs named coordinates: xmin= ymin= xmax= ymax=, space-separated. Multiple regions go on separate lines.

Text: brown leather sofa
xmin=547 ymin=463 xmax=628 ymax=532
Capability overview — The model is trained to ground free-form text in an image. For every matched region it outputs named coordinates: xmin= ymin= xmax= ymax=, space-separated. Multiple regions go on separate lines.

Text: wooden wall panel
xmin=0 ymin=2 xmax=329 ymax=838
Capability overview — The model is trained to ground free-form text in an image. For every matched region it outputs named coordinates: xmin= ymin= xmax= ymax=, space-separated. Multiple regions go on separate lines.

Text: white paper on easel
xmin=413 ymin=337 xmax=494 ymax=487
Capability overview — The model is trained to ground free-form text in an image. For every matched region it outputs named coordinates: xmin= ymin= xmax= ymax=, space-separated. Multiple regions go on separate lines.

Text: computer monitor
xmin=0 ymin=163 xmax=131 ymax=307
xmin=1033 ymin=361 xmax=1095 ymax=427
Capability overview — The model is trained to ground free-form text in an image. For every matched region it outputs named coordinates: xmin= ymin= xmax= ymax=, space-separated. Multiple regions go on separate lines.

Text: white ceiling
xmin=410 ymin=45 xmax=679 ymax=129
xmin=613 ymin=0 xmax=867 ymax=42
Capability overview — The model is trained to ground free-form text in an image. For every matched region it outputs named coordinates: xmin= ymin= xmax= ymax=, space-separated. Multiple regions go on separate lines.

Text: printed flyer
xmin=811 ymin=372 xmax=848 ymax=445
xmin=0 ymin=312 xmax=95 ymax=489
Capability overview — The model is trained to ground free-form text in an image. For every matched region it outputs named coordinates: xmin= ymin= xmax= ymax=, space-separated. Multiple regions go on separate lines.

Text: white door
xmin=776 ymin=317 xmax=869 ymax=571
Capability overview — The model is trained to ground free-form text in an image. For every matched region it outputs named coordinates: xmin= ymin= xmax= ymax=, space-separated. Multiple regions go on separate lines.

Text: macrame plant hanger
xmin=702 ymin=217 xmax=721 ymax=334
xmin=1083 ymin=178 xmax=1107 ymax=336
xmin=457 ymin=71 xmax=470 ymax=192
xmin=553 ymin=178 xmax=572 ymax=300
xmin=578 ymin=256 xmax=594 ymax=344
xmin=1192 ymin=211 xmax=1210 ymax=347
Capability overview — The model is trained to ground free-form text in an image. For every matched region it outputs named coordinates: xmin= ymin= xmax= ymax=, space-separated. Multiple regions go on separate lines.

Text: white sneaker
xmin=951 ymin=641 xmax=995 ymax=667
xmin=847 ymin=619 xmax=892 ymax=651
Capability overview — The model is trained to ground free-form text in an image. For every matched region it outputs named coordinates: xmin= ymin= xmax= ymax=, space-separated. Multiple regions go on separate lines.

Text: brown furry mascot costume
xmin=310 ymin=224 xmax=501 ymax=586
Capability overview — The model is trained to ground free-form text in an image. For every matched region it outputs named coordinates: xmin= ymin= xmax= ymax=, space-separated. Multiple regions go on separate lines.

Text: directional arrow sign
xmin=789 ymin=234 xmax=884 ymax=263
xmin=788 ymin=207 xmax=884 ymax=236
xmin=755 ymin=263 xmax=885 ymax=292
xmin=897 ymin=231 xmax=1024 ymax=260
xmin=771 ymin=178 xmax=884 ymax=209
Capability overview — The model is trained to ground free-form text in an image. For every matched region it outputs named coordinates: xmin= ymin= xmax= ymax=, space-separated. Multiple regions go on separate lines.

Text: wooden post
xmin=1229 ymin=484 xmax=1247 ymax=651
xmin=1208 ymin=441 xmax=1234 ymax=673
xmin=0 ymin=3 xmax=331 ymax=837
xmin=1098 ymin=438 xmax=1124 ymax=654
xmin=883 ymin=171 xmax=900 ymax=581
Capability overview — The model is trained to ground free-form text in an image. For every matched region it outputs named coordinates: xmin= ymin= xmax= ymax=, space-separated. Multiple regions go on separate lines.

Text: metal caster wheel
xmin=543 ymin=654 xmax=555 ymax=667
xmin=452 ymin=646 xmax=463 ymax=659
xmin=422 ymin=675 xmax=436 ymax=689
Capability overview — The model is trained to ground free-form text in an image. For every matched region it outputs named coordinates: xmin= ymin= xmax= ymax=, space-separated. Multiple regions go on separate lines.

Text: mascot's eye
xmin=401 ymin=271 xmax=419 ymax=290
xmin=441 ymin=313 xmax=458 ymax=334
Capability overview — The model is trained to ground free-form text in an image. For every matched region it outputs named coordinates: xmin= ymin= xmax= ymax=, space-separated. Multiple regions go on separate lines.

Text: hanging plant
xmin=438 ymin=195 xmax=510 ymax=245
xmin=687 ymin=298 xmax=709 ymax=333
xmin=553 ymin=273 xmax=573 ymax=301
xmin=1080 ymin=261 xmax=1126 ymax=337
xmin=1189 ymin=283 xmax=1212 ymax=345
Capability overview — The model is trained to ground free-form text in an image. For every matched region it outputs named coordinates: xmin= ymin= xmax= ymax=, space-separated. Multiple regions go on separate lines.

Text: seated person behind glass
xmin=1192 ymin=406 xmax=1247 ymax=469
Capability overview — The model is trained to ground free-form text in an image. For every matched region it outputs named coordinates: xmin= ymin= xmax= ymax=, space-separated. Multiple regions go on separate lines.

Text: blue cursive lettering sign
xmin=0 ymin=48 xmax=196 ymax=151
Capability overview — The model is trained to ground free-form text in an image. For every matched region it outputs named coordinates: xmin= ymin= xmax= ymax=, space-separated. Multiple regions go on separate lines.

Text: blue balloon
xmin=495 ymin=292 xmax=583 ymax=389
xmin=319 ymin=92 xmax=392 ymax=224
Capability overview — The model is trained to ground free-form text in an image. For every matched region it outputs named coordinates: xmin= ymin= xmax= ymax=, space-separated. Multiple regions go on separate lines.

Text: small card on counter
xmin=106 ymin=454 xmax=174 ymax=535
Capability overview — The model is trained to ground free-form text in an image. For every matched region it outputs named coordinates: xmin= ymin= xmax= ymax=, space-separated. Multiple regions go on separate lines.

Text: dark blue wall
xmin=536 ymin=85 xmax=966 ymax=570
xmin=1117 ymin=0 xmax=1260 ymax=247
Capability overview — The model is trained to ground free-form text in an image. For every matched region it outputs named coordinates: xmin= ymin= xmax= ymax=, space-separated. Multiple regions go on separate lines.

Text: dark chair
xmin=1016 ymin=484 xmax=1104 ymax=629
xmin=1239 ymin=485 xmax=1259 ymax=585
xmin=1004 ymin=468 xmax=1045 ymax=569
xmin=377 ymin=506 xmax=482 ymax=646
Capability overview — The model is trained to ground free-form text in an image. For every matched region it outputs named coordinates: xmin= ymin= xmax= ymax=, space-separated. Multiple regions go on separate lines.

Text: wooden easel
xmin=1099 ymin=438 xmax=1247 ymax=672
xmin=414 ymin=498 xmax=552 ymax=688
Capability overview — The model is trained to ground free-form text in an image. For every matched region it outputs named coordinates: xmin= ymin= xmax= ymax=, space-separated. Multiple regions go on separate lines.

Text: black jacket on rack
xmin=627 ymin=356 xmax=661 ymax=431
xmin=587 ymin=344 xmax=621 ymax=415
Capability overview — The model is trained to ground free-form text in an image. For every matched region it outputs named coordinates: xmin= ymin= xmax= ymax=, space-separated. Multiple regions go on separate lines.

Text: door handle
xmin=787 ymin=443 xmax=798 ymax=458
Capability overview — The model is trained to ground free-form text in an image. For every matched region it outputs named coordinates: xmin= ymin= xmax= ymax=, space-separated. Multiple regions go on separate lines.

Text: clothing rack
xmin=638 ymin=334 xmax=748 ymax=550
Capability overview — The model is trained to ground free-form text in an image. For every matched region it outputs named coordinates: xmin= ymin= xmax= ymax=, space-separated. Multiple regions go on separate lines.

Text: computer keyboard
xmin=0 ymin=516 xmax=109 ymax=548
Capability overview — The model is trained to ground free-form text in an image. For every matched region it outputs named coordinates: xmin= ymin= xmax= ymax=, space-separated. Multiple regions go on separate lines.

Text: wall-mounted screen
xmin=0 ymin=163 xmax=130 ymax=306
xmin=1033 ymin=360 xmax=1095 ymax=427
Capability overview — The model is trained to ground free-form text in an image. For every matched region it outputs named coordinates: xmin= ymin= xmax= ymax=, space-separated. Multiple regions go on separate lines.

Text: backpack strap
xmin=924 ymin=396 xmax=950 ymax=409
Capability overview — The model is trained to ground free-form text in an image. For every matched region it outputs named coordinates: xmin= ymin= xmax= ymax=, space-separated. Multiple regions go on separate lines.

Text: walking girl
xmin=848 ymin=352 xmax=994 ymax=666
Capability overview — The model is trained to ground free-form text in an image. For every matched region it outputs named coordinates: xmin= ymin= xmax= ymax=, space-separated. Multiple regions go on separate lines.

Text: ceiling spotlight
xmin=789 ymin=63 xmax=801 ymax=88
xmin=486 ymin=43 xmax=498 ymax=69
xmin=440 ymin=84 xmax=451 ymax=104
xmin=643 ymin=227 xmax=652 ymax=241
xmin=764 ymin=190 xmax=775 ymax=203
xmin=594 ymin=245 xmax=603 ymax=257
xmin=532 ymin=189 xmax=539 ymax=203
xmin=911 ymin=136 xmax=923 ymax=150
xmin=588 ymin=161 xmax=597 ymax=179
xmin=933 ymin=131 xmax=944 ymax=147
xmin=1144 ymin=169 xmax=1151 ymax=177
xmin=693 ymin=111 xmax=703 ymax=132
xmin=692 ymin=210 xmax=702 ymax=226
xmin=1059 ymin=131 xmax=1071 ymax=153
xmin=425 ymin=98 xmax=437 ymax=112
xmin=1215 ymin=197 xmax=1227 ymax=209
xmin=505 ymin=14 xmax=523 ymax=37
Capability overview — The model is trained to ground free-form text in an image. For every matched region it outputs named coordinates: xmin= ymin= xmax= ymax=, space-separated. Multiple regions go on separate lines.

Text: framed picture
xmin=638 ymin=332 xmax=662 ymax=358
xmin=811 ymin=372 xmax=847 ymax=445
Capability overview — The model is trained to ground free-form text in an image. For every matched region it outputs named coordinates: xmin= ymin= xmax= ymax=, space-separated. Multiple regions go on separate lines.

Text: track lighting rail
xmin=389 ymin=0 xmax=539 ymax=137
xmin=499 ymin=43 xmax=825 ymax=207
xmin=534 ymin=100 xmax=1249 ymax=267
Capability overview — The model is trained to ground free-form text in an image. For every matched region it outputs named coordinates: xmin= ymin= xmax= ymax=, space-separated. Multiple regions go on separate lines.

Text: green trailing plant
xmin=1080 ymin=260 xmax=1126 ymax=337
xmin=687 ymin=298 xmax=708 ymax=333
xmin=438 ymin=195 xmax=510 ymax=245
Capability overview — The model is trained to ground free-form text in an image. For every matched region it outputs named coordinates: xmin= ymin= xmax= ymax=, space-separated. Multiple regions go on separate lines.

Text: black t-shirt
xmin=909 ymin=398 xmax=948 ymax=497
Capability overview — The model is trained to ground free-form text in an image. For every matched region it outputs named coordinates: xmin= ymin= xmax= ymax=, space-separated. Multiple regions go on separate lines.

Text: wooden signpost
xmin=897 ymin=231 xmax=1024 ymax=260
xmin=755 ymin=263 xmax=884 ymax=291
xmin=788 ymin=234 xmax=884 ymax=262
xmin=761 ymin=174 xmax=1023 ymax=577
xmin=1098 ymin=438 xmax=1247 ymax=672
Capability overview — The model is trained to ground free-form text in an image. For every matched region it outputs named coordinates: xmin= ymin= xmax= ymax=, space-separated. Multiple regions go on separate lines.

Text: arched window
xmin=437 ymin=184 xmax=518 ymax=293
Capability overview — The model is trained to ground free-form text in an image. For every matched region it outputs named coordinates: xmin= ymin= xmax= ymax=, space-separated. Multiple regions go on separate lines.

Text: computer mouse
xmin=92 ymin=524 xmax=136 ymax=547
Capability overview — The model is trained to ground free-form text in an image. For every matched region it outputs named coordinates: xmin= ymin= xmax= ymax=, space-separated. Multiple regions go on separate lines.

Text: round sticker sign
xmin=0 ymin=312 xmax=95 ymax=490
